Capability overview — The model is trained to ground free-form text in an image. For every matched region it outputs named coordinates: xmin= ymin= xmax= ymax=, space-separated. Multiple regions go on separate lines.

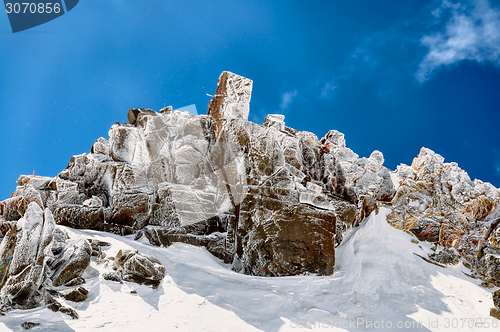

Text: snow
xmin=1 ymin=208 xmax=498 ymax=331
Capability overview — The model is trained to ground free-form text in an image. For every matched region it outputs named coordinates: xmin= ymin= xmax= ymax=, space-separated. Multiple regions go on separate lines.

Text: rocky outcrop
xmin=0 ymin=202 xmax=91 ymax=310
xmin=387 ymin=147 xmax=500 ymax=283
xmin=0 ymin=71 xmax=498 ymax=285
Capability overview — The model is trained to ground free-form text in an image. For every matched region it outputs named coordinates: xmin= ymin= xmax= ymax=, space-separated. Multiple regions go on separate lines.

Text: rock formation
xmin=0 ymin=202 xmax=91 ymax=309
xmin=388 ymin=147 xmax=500 ymax=285
xmin=0 ymin=71 xmax=499 ymax=292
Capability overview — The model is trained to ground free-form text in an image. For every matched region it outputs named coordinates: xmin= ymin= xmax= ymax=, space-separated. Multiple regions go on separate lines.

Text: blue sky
xmin=1 ymin=0 xmax=499 ymax=200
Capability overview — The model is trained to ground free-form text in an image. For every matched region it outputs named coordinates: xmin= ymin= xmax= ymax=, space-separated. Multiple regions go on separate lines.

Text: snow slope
xmin=1 ymin=208 xmax=498 ymax=332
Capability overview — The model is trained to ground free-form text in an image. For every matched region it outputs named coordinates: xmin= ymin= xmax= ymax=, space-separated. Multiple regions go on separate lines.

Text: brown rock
xmin=53 ymin=206 xmax=104 ymax=230
xmin=50 ymin=239 xmax=92 ymax=287
xmin=234 ymin=195 xmax=336 ymax=276
xmin=112 ymin=249 xmax=166 ymax=288
xmin=493 ymin=289 xmax=500 ymax=308
xmin=59 ymin=287 xmax=88 ymax=302
xmin=110 ymin=192 xmax=153 ymax=229
xmin=0 ymin=196 xmax=28 ymax=221
xmin=491 ymin=307 xmax=500 ymax=321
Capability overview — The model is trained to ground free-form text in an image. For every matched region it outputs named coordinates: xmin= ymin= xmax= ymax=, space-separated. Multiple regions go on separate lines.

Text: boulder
xmin=59 ymin=287 xmax=88 ymax=302
xmin=111 ymin=249 xmax=166 ymax=288
xmin=110 ymin=192 xmax=153 ymax=229
xmin=90 ymin=137 xmax=110 ymax=155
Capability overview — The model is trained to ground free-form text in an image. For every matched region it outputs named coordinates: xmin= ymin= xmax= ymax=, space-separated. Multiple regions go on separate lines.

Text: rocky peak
xmin=1 ymin=71 xmax=499 ymax=289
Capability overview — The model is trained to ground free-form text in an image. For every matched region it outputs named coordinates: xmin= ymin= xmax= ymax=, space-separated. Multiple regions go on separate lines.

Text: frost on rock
xmin=1 ymin=71 xmax=499 ymax=284
xmin=208 ymin=71 xmax=253 ymax=121
xmin=110 ymin=249 xmax=166 ymax=288
xmin=388 ymin=147 xmax=500 ymax=285
xmin=0 ymin=203 xmax=91 ymax=311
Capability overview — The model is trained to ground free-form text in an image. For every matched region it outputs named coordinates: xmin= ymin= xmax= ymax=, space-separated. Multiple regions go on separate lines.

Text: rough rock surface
xmin=110 ymin=249 xmax=166 ymax=288
xmin=387 ymin=147 xmax=500 ymax=284
xmin=59 ymin=287 xmax=88 ymax=302
xmin=493 ymin=289 xmax=500 ymax=308
xmin=0 ymin=202 xmax=91 ymax=310
xmin=0 ymin=71 xmax=498 ymax=285
xmin=208 ymin=71 xmax=253 ymax=123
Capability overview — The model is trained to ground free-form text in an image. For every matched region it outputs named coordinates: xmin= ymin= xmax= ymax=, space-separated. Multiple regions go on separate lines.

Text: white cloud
xmin=280 ymin=90 xmax=298 ymax=111
xmin=417 ymin=0 xmax=500 ymax=82
xmin=320 ymin=80 xmax=337 ymax=99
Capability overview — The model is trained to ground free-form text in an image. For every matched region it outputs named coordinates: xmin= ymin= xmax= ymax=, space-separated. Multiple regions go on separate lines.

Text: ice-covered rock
xmin=207 ymin=71 xmax=253 ymax=122
xmin=0 ymin=203 xmax=91 ymax=310
xmin=1 ymin=71 xmax=498 ymax=285
xmin=111 ymin=249 xmax=166 ymax=288
xmin=387 ymin=147 xmax=500 ymax=283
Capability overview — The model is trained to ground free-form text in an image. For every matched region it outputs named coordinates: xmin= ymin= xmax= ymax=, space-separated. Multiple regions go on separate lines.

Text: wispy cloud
xmin=417 ymin=0 xmax=500 ymax=82
xmin=280 ymin=90 xmax=298 ymax=111
xmin=320 ymin=80 xmax=337 ymax=99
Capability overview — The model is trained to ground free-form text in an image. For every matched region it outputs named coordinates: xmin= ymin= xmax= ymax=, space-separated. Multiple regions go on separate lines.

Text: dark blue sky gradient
xmin=1 ymin=0 xmax=499 ymax=200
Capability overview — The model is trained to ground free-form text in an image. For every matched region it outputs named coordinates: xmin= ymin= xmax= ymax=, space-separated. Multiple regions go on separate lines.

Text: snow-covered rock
xmin=0 ymin=203 xmax=91 ymax=309
xmin=207 ymin=71 xmax=253 ymax=122
xmin=0 ymin=72 xmax=498 ymax=287
xmin=388 ymin=147 xmax=500 ymax=285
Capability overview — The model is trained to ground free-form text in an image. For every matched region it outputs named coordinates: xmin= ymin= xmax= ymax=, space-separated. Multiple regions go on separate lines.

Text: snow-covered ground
xmin=1 ymin=208 xmax=498 ymax=331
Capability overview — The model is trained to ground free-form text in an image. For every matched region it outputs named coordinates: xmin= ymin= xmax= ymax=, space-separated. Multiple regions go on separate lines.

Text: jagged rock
xmin=110 ymin=192 xmax=153 ymax=229
xmin=53 ymin=205 xmax=104 ymax=230
xmin=491 ymin=308 xmax=500 ymax=320
xmin=207 ymin=71 xmax=253 ymax=122
xmin=1 ymin=71 xmax=498 ymax=285
xmin=145 ymin=229 xmax=229 ymax=261
xmin=59 ymin=287 xmax=88 ymax=302
xmin=50 ymin=238 xmax=91 ymax=287
xmin=112 ymin=249 xmax=166 ymax=288
xmin=236 ymin=197 xmax=336 ymax=276
xmin=127 ymin=108 xmax=140 ymax=125
xmin=263 ymin=114 xmax=285 ymax=131
xmin=91 ymin=137 xmax=110 ymax=155
xmin=83 ymin=196 xmax=103 ymax=207
xmin=322 ymin=129 xmax=346 ymax=148
xmin=478 ymin=250 xmax=500 ymax=286
xmin=387 ymin=147 xmax=500 ymax=280
xmin=0 ymin=219 xmax=15 ymax=238
xmin=88 ymin=239 xmax=110 ymax=258
xmin=159 ymin=106 xmax=173 ymax=114
xmin=409 ymin=217 xmax=441 ymax=242
xmin=0 ymin=203 xmax=91 ymax=309
xmin=0 ymin=196 xmax=28 ymax=221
